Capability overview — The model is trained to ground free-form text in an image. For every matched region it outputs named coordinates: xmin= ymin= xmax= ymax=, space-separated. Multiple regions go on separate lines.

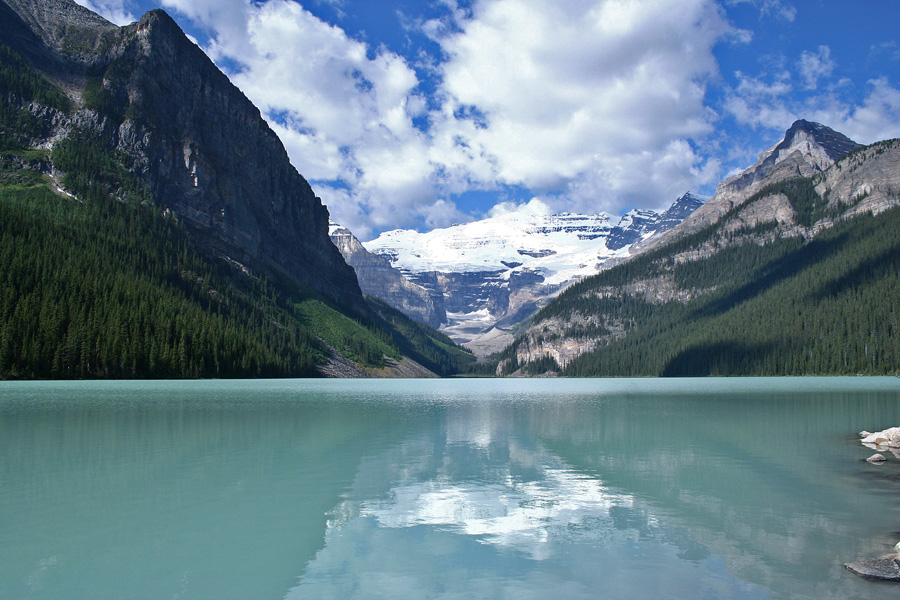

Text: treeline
xmin=367 ymin=296 xmax=475 ymax=377
xmin=0 ymin=41 xmax=476 ymax=379
xmin=0 ymin=179 xmax=325 ymax=378
xmin=508 ymin=177 xmax=900 ymax=377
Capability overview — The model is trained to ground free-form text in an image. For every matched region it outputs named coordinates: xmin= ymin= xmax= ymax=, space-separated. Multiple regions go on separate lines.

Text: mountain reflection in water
xmin=286 ymin=402 xmax=763 ymax=599
xmin=3 ymin=378 xmax=900 ymax=600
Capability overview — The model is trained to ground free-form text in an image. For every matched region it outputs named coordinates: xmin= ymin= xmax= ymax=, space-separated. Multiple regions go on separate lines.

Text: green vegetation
xmin=509 ymin=177 xmax=900 ymax=377
xmin=51 ymin=128 xmax=149 ymax=203
xmin=0 ymin=176 xmax=325 ymax=378
xmin=0 ymin=151 xmax=474 ymax=378
xmin=366 ymin=296 xmax=476 ymax=376
xmin=0 ymin=43 xmax=70 ymax=151
xmin=0 ymin=41 xmax=474 ymax=378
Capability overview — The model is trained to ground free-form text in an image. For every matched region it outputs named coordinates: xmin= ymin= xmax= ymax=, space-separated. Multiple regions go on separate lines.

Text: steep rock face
xmin=505 ymin=122 xmax=899 ymax=375
xmin=814 ymin=138 xmax=900 ymax=218
xmin=0 ymin=0 xmax=117 ymax=83
xmin=2 ymin=0 xmax=365 ymax=311
xmin=668 ymin=120 xmax=863 ymax=238
xmin=329 ymin=223 xmax=445 ymax=328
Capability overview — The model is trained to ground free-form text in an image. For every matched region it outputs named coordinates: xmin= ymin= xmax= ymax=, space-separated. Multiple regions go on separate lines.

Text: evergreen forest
xmin=502 ymin=176 xmax=900 ymax=377
xmin=0 ymin=42 xmax=474 ymax=379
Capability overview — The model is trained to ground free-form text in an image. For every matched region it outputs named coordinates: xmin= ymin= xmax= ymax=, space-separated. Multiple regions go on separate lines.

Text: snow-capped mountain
xmin=357 ymin=193 xmax=705 ymax=354
xmin=366 ymin=193 xmax=705 ymax=285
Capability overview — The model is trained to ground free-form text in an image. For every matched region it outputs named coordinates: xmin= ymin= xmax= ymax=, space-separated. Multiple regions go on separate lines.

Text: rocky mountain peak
xmin=761 ymin=119 xmax=863 ymax=172
xmin=3 ymin=0 xmax=115 ymax=39
xmin=663 ymin=121 xmax=862 ymax=238
xmin=0 ymin=0 xmax=118 ymax=79
xmin=726 ymin=120 xmax=862 ymax=198
xmin=2 ymin=0 xmax=366 ymax=312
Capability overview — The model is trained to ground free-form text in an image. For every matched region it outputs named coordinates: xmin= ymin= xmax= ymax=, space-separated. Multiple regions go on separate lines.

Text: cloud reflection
xmin=283 ymin=403 xmax=773 ymax=600
xmin=361 ymin=467 xmax=630 ymax=560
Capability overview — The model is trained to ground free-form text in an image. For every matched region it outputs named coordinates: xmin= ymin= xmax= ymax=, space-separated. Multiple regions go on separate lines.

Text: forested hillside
xmin=0 ymin=158 xmax=475 ymax=378
xmin=501 ymin=138 xmax=900 ymax=377
xmin=0 ymin=32 xmax=475 ymax=379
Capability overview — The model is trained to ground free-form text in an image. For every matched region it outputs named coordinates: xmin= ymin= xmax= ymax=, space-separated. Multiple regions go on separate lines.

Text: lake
xmin=2 ymin=377 xmax=900 ymax=599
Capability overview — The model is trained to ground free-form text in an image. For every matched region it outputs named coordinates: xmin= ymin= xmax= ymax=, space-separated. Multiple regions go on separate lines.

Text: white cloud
xmin=723 ymin=70 xmax=798 ymax=130
xmin=431 ymin=0 xmax=731 ymax=214
xmin=487 ymin=197 xmax=552 ymax=218
xmin=798 ymin=45 xmax=834 ymax=90
xmin=157 ymin=0 xmax=737 ymax=235
xmin=811 ymin=78 xmax=900 ymax=145
xmin=73 ymin=0 xmax=136 ymax=25
xmin=726 ymin=0 xmax=796 ymax=22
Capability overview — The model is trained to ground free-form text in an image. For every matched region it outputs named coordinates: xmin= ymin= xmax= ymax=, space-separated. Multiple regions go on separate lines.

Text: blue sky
xmin=76 ymin=0 xmax=900 ymax=239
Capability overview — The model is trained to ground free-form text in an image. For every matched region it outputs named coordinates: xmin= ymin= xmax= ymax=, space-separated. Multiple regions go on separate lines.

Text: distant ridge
xmin=500 ymin=120 xmax=900 ymax=377
xmin=356 ymin=193 xmax=705 ymax=355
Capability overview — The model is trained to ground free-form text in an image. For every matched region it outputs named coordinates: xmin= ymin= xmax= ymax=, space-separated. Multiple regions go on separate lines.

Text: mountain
xmin=663 ymin=120 xmax=863 ymax=240
xmin=329 ymin=222 xmax=446 ymax=328
xmin=2 ymin=0 xmax=363 ymax=309
xmin=362 ymin=193 xmax=705 ymax=355
xmin=0 ymin=0 xmax=474 ymax=378
xmin=500 ymin=122 xmax=900 ymax=376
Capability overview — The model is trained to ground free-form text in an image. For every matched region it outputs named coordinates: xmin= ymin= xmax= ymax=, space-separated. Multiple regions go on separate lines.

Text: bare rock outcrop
xmin=656 ymin=120 xmax=862 ymax=243
xmin=2 ymin=0 xmax=366 ymax=312
xmin=330 ymin=223 xmax=445 ymax=328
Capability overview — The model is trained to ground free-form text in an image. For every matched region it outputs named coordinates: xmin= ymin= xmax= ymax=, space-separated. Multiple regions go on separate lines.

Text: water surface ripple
xmin=2 ymin=377 xmax=900 ymax=599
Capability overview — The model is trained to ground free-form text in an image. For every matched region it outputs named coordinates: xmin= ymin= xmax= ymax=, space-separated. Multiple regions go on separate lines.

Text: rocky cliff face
xmin=814 ymin=138 xmax=900 ymax=219
xmin=329 ymin=222 xmax=445 ymax=327
xmin=664 ymin=120 xmax=863 ymax=239
xmin=505 ymin=122 xmax=900 ymax=374
xmin=1 ymin=0 xmax=365 ymax=311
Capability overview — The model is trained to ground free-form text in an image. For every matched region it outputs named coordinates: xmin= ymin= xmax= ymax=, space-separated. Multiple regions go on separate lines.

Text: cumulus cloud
xmin=156 ymin=0 xmax=737 ymax=234
xmin=487 ymin=198 xmax=552 ymax=218
xmin=73 ymin=0 xmax=136 ymax=25
xmin=431 ymin=0 xmax=730 ymax=213
xmin=798 ymin=45 xmax=834 ymax=90
xmin=811 ymin=78 xmax=900 ymax=144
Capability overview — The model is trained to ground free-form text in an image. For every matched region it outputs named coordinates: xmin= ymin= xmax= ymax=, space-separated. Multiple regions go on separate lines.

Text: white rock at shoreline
xmin=861 ymin=427 xmax=900 ymax=448
xmin=867 ymin=453 xmax=887 ymax=463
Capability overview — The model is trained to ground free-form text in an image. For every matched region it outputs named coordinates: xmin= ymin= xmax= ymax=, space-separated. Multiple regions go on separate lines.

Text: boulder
xmin=845 ymin=557 xmax=900 ymax=581
xmin=866 ymin=454 xmax=887 ymax=463
xmin=861 ymin=427 xmax=900 ymax=449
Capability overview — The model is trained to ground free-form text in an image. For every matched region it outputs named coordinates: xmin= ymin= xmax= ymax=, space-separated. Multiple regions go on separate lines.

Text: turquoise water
xmin=2 ymin=377 xmax=900 ymax=599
